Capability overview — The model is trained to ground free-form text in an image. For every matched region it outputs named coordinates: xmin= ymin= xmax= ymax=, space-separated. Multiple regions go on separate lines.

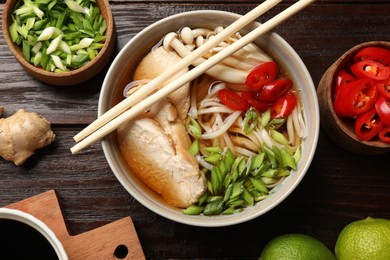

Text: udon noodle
xmin=122 ymin=26 xmax=307 ymax=214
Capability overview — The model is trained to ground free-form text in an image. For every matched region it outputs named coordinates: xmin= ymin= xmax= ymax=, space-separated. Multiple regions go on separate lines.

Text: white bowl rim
xmin=0 ymin=208 xmax=68 ymax=259
xmin=100 ymin=10 xmax=320 ymax=227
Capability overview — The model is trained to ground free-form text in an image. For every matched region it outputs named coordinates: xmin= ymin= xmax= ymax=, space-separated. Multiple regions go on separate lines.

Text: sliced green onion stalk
xmin=37 ymin=27 xmax=58 ymax=41
xmin=183 ymin=144 xmax=302 ymax=215
xmin=64 ymin=0 xmax=87 ymax=14
xmin=33 ymin=51 xmax=42 ymax=66
xmin=188 ymin=139 xmax=199 ymax=156
xmin=182 ymin=205 xmax=204 ymax=215
xmin=9 ymin=0 xmax=107 ymax=73
xmin=51 ymin=55 xmax=66 ymax=71
xmin=187 ymin=117 xmax=202 ymax=138
xmin=203 ymin=146 xmax=223 ymax=154
xmin=9 ymin=21 xmax=19 ymax=43
xmin=261 ymin=109 xmax=271 ymax=128
xmin=46 ymin=34 xmax=62 ymax=54
xmin=271 ymin=129 xmax=289 ymax=145
xmin=31 ymin=41 xmax=42 ymax=53
xmin=59 ymin=41 xmax=71 ymax=54
xmin=242 ymin=108 xmax=258 ymax=134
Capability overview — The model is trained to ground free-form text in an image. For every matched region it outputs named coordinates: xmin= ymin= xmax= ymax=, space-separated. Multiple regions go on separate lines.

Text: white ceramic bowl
xmin=0 ymin=208 xmax=68 ymax=259
xmin=99 ymin=10 xmax=319 ymax=226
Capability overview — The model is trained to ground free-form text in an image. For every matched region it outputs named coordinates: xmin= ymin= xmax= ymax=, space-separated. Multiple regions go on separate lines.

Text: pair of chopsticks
xmin=70 ymin=0 xmax=315 ymax=154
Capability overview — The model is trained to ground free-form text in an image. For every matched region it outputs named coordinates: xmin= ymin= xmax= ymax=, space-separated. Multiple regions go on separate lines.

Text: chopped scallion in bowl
xmin=2 ymin=0 xmax=115 ymax=86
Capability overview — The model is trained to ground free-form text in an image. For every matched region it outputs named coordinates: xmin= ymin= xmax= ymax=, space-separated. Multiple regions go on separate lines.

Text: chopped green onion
xmin=33 ymin=51 xmax=42 ymax=66
xmin=243 ymin=189 xmax=254 ymax=206
xmin=14 ymin=6 xmax=33 ymax=16
xmin=243 ymin=109 xmax=258 ymax=134
xmin=261 ymin=109 xmax=271 ymax=127
xmin=203 ymin=197 xmax=223 ymax=215
xmin=59 ymin=41 xmax=71 ymax=54
xmin=22 ymin=40 xmax=30 ymax=61
xmin=33 ymin=18 xmax=47 ymax=30
xmin=37 ymin=27 xmax=58 ymax=41
xmin=281 ymin=149 xmax=296 ymax=170
xmin=250 ymin=178 xmax=268 ymax=193
xmin=182 ymin=205 xmax=204 ymax=215
xmin=64 ymin=0 xmax=87 ymax=14
xmin=204 ymin=153 xmax=222 ymax=165
xmin=9 ymin=0 xmax=107 ymax=73
xmin=9 ymin=22 xmax=19 ymax=42
xmin=271 ymin=129 xmax=289 ymax=145
xmin=188 ymin=139 xmax=199 ymax=156
xmin=184 ymin=139 xmax=302 ymax=215
xmin=187 ymin=117 xmax=202 ymax=138
xmin=51 ymin=54 xmax=65 ymax=70
xmin=99 ymin=20 xmax=106 ymax=35
xmin=16 ymin=24 xmax=29 ymax=39
xmin=89 ymin=42 xmax=104 ymax=50
xmin=79 ymin=37 xmax=94 ymax=47
xmin=32 ymin=41 xmax=42 ymax=53
xmin=263 ymin=146 xmax=277 ymax=169
xmin=46 ymin=34 xmax=62 ymax=54
xmin=47 ymin=0 xmax=57 ymax=11
xmin=203 ymin=146 xmax=223 ymax=154
xmin=267 ymin=118 xmax=286 ymax=129
xmin=25 ymin=17 xmax=36 ymax=31
xmin=87 ymin=47 xmax=95 ymax=60
xmin=66 ymin=53 xmax=72 ymax=65
xmin=294 ymin=146 xmax=302 ymax=163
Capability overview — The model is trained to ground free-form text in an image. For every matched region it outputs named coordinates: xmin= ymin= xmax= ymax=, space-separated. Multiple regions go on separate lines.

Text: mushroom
xmin=163 ymin=32 xmax=248 ymax=84
xmin=163 ymin=26 xmax=272 ymax=84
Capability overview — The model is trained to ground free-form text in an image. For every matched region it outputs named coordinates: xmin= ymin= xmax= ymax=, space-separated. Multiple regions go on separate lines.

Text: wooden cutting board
xmin=5 ymin=190 xmax=145 ymax=260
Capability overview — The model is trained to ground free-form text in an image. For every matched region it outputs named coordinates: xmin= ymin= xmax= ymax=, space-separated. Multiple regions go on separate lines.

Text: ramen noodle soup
xmin=116 ymin=26 xmax=306 ymax=215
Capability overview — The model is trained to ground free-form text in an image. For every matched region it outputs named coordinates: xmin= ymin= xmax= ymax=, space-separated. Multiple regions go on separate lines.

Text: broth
xmin=0 ymin=219 xmax=59 ymax=259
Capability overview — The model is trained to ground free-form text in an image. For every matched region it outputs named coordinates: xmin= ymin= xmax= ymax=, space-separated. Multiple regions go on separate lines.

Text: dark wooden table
xmin=1 ymin=0 xmax=389 ymax=259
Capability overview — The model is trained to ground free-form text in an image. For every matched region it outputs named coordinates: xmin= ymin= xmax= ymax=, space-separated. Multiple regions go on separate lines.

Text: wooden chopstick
xmin=71 ymin=0 xmax=315 ymax=154
xmin=73 ymin=0 xmax=283 ymax=144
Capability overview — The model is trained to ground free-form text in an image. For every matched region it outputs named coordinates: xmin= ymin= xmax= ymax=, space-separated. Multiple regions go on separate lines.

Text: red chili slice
xmin=375 ymin=96 xmax=390 ymax=126
xmin=378 ymin=125 xmax=390 ymax=143
xmin=354 ymin=47 xmax=390 ymax=66
xmin=335 ymin=69 xmax=355 ymax=98
xmin=376 ymin=78 xmax=390 ymax=100
xmin=218 ymin=89 xmax=249 ymax=111
xmin=334 ymin=79 xmax=377 ymax=118
xmin=270 ymin=91 xmax=297 ymax=119
xmin=334 ymin=80 xmax=355 ymax=117
xmin=258 ymin=78 xmax=293 ymax=102
xmin=351 ymin=60 xmax=390 ymax=81
xmin=241 ymin=91 xmax=271 ymax=112
xmin=245 ymin=61 xmax=278 ymax=91
xmin=354 ymin=107 xmax=384 ymax=141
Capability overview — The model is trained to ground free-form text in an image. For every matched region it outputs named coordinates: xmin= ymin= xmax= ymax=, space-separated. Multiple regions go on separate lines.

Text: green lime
xmin=335 ymin=217 xmax=390 ymax=260
xmin=259 ymin=233 xmax=336 ymax=260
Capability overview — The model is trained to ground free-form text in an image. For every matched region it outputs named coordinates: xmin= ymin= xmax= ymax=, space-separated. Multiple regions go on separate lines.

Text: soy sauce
xmin=0 ymin=219 xmax=59 ymax=259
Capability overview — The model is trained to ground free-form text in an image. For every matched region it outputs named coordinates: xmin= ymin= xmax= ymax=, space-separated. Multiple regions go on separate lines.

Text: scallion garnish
xmin=183 ymin=144 xmax=300 ymax=215
xmin=9 ymin=0 xmax=107 ymax=72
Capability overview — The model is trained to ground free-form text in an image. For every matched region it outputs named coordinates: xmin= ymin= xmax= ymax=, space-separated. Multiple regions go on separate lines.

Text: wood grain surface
xmin=1 ymin=1 xmax=389 ymax=259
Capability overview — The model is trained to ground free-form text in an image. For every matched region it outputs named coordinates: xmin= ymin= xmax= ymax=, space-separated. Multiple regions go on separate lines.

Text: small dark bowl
xmin=317 ymin=41 xmax=390 ymax=155
xmin=2 ymin=0 xmax=116 ymax=86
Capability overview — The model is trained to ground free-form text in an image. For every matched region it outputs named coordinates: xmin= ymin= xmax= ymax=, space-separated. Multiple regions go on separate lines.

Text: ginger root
xmin=0 ymin=108 xmax=56 ymax=166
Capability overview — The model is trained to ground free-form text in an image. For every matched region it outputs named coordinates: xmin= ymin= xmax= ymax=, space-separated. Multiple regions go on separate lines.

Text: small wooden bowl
xmin=2 ymin=0 xmax=116 ymax=86
xmin=317 ymin=41 xmax=390 ymax=155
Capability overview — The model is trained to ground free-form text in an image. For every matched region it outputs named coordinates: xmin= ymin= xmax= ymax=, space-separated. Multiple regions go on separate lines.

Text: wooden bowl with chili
xmin=317 ymin=41 xmax=390 ymax=155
